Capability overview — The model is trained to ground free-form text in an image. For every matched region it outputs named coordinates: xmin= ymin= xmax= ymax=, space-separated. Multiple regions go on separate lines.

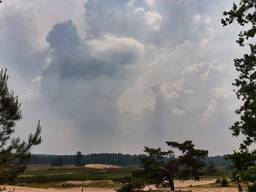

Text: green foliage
xmin=16 ymin=166 xmax=133 ymax=187
xmin=0 ymin=69 xmax=41 ymax=184
xmin=240 ymin=167 xmax=256 ymax=182
xmin=248 ymin=182 xmax=256 ymax=192
xmin=51 ymin=157 xmax=63 ymax=167
xmin=116 ymin=183 xmax=135 ymax=192
xmin=222 ymin=0 xmax=256 ymax=149
xmin=30 ymin=153 xmax=142 ymax=166
xmin=166 ymin=141 xmax=208 ymax=180
xmin=116 ymin=180 xmax=145 ymax=192
xmin=205 ymin=156 xmax=232 ymax=169
xmin=74 ymin=151 xmax=83 ymax=166
xmin=116 ymin=140 xmax=208 ymax=191
xmin=222 ymin=1 xmax=256 ymax=190
xmin=205 ymin=161 xmax=217 ymax=176
xmin=226 ymin=151 xmax=256 ymax=172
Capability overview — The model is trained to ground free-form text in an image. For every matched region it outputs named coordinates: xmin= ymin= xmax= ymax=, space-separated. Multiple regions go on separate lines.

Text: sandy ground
xmin=3 ymin=186 xmax=115 ymax=192
xmin=175 ymin=179 xmax=238 ymax=192
xmin=84 ymin=164 xmax=122 ymax=169
xmin=2 ymin=179 xmax=238 ymax=192
xmin=2 ymin=186 xmax=238 ymax=192
xmin=188 ymin=189 xmax=237 ymax=192
xmin=174 ymin=179 xmax=217 ymax=187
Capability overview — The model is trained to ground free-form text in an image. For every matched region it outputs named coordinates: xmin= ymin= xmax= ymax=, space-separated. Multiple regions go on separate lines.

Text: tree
xmin=116 ymin=140 xmax=208 ymax=192
xmin=51 ymin=157 xmax=64 ymax=167
xmin=222 ymin=0 xmax=256 ymax=149
xmin=0 ymin=69 xmax=41 ymax=184
xmin=74 ymin=151 xmax=83 ymax=166
xmin=206 ymin=161 xmax=217 ymax=175
xmin=222 ymin=1 xmax=256 ymax=190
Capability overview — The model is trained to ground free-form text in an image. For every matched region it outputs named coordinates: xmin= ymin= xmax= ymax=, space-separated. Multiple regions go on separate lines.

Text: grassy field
xmin=14 ymin=165 xmax=134 ymax=188
xmin=12 ymin=164 xmax=237 ymax=191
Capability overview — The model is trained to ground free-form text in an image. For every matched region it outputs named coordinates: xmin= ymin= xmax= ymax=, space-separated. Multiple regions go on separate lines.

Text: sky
xmin=0 ymin=0 xmax=243 ymax=155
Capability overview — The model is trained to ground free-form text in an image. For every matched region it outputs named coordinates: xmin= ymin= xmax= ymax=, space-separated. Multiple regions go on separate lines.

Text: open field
xmin=8 ymin=164 xmax=238 ymax=192
xmin=3 ymin=180 xmax=238 ymax=192
xmin=2 ymin=187 xmax=238 ymax=192
xmin=3 ymin=186 xmax=115 ymax=192
xmin=16 ymin=164 xmax=133 ymax=188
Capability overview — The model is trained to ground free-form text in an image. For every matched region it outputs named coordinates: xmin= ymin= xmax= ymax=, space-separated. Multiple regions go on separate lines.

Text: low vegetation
xmin=14 ymin=166 xmax=134 ymax=188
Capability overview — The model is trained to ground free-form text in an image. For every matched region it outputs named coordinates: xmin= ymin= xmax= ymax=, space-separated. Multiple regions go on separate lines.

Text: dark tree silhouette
xmin=74 ymin=151 xmax=83 ymax=166
xmin=206 ymin=161 xmax=217 ymax=175
xmin=222 ymin=1 xmax=256 ymax=190
xmin=116 ymin=140 xmax=208 ymax=192
xmin=51 ymin=157 xmax=64 ymax=167
xmin=0 ymin=69 xmax=41 ymax=184
xmin=222 ymin=0 xmax=256 ymax=149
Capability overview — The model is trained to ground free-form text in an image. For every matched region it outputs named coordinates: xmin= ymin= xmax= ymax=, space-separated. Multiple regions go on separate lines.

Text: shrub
xmin=220 ymin=177 xmax=229 ymax=187
xmin=61 ymin=183 xmax=76 ymax=188
xmin=215 ymin=178 xmax=221 ymax=184
xmin=248 ymin=182 xmax=256 ymax=192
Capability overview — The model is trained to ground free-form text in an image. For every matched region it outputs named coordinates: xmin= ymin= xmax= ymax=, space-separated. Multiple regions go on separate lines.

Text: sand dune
xmin=84 ymin=164 xmax=122 ymax=169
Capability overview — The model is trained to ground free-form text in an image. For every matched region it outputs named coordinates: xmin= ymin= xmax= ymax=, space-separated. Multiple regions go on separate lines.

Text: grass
xmin=15 ymin=166 xmax=134 ymax=188
xmin=13 ymin=165 xmax=233 ymax=189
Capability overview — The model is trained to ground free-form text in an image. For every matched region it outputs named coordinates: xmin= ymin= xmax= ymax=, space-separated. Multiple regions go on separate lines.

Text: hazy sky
xmin=0 ymin=0 xmax=243 ymax=155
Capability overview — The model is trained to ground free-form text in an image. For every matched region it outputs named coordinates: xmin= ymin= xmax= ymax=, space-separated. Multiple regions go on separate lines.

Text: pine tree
xmin=206 ymin=161 xmax=217 ymax=175
xmin=0 ymin=69 xmax=41 ymax=184
xmin=222 ymin=1 xmax=256 ymax=190
xmin=116 ymin=140 xmax=208 ymax=192
xmin=75 ymin=151 xmax=83 ymax=166
xmin=222 ymin=0 xmax=256 ymax=149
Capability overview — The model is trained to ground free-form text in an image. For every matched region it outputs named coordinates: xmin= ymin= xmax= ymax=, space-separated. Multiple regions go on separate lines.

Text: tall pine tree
xmin=222 ymin=0 xmax=256 ymax=149
xmin=222 ymin=1 xmax=256 ymax=190
xmin=116 ymin=140 xmax=208 ymax=192
xmin=0 ymin=69 xmax=41 ymax=184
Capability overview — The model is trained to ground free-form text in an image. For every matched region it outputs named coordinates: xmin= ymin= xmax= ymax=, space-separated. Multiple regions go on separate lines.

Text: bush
xmin=116 ymin=180 xmax=145 ymax=192
xmin=220 ymin=177 xmax=229 ymax=187
xmin=116 ymin=183 xmax=134 ymax=192
xmin=61 ymin=183 xmax=76 ymax=188
xmin=215 ymin=178 xmax=221 ymax=184
xmin=248 ymin=182 xmax=256 ymax=192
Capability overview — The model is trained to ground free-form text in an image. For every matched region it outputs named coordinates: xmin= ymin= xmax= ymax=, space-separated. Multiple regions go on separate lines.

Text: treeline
xmin=205 ymin=155 xmax=232 ymax=169
xmin=29 ymin=153 xmax=231 ymax=168
xmin=30 ymin=153 xmax=142 ymax=166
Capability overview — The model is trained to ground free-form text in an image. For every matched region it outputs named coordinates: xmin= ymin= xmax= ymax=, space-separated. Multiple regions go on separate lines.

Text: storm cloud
xmin=0 ymin=0 xmax=242 ymax=155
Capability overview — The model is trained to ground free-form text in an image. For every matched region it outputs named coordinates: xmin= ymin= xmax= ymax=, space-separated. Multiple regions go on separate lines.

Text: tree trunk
xmin=169 ymin=178 xmax=175 ymax=191
xmin=238 ymin=182 xmax=242 ymax=192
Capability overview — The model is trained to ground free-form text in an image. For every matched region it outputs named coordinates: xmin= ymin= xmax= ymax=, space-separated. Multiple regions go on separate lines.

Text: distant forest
xmin=30 ymin=153 xmax=231 ymax=168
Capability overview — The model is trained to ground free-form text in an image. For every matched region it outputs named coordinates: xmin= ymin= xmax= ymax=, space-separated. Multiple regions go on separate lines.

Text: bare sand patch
xmin=188 ymin=188 xmax=237 ymax=192
xmin=84 ymin=164 xmax=122 ymax=169
xmin=3 ymin=186 xmax=115 ymax=192
xmin=3 ymin=186 xmax=238 ymax=192
xmin=175 ymin=179 xmax=216 ymax=188
xmin=2 ymin=179 xmax=238 ymax=192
